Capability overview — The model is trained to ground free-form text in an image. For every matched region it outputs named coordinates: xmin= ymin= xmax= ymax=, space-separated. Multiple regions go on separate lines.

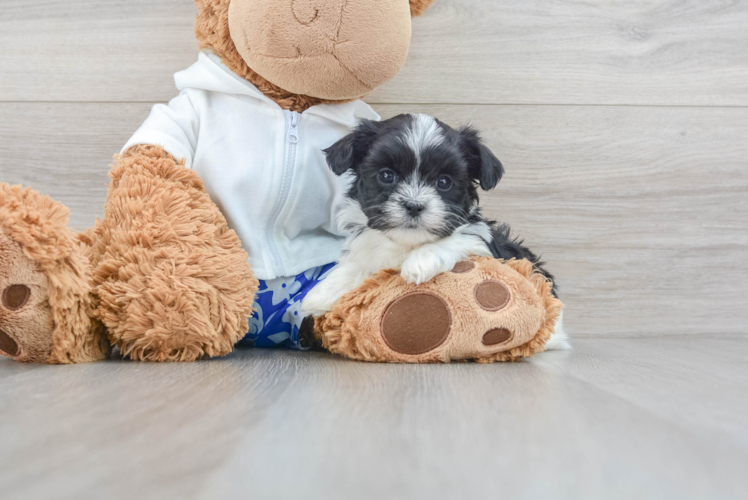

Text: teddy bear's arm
xmin=85 ymin=145 xmax=258 ymax=361
xmin=121 ymin=94 xmax=199 ymax=169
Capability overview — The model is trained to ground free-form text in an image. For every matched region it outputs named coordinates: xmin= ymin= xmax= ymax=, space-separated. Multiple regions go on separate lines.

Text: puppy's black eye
xmin=378 ymin=169 xmax=397 ymax=185
xmin=436 ymin=176 xmax=453 ymax=191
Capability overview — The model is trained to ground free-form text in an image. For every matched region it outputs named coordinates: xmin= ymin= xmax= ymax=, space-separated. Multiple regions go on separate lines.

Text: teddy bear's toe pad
xmin=482 ymin=328 xmax=513 ymax=346
xmin=451 ymin=261 xmax=475 ymax=273
xmin=3 ymin=284 xmax=31 ymax=310
xmin=381 ymin=292 xmax=452 ymax=355
xmin=474 ymin=280 xmax=510 ymax=311
xmin=0 ymin=329 xmax=19 ymax=356
xmin=0 ymin=232 xmax=56 ymax=362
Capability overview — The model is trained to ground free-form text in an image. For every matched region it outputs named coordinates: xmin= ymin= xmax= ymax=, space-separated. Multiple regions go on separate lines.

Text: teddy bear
xmin=0 ymin=0 xmax=565 ymax=364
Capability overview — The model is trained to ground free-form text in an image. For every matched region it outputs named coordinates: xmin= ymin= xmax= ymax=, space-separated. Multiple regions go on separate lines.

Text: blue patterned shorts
xmin=237 ymin=263 xmax=336 ymax=350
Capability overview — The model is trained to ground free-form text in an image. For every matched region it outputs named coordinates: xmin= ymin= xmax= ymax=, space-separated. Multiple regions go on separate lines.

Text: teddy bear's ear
xmin=410 ymin=0 xmax=436 ymax=16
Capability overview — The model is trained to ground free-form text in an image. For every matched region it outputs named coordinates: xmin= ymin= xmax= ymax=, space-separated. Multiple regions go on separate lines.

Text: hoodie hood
xmin=175 ymin=51 xmax=380 ymax=127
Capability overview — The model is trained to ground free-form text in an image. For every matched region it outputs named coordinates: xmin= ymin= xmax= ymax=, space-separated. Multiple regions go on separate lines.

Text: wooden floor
xmin=0 ymin=336 xmax=746 ymax=500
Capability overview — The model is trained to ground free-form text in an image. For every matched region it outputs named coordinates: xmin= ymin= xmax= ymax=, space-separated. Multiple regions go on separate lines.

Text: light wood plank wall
xmin=1 ymin=0 xmax=747 ymax=338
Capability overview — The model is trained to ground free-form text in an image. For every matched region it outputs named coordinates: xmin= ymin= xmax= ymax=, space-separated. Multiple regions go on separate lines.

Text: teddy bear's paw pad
xmin=0 ymin=328 xmax=19 ymax=357
xmin=474 ymin=280 xmax=511 ymax=312
xmin=0 ymin=284 xmax=31 ymax=357
xmin=450 ymin=260 xmax=476 ymax=274
xmin=482 ymin=328 xmax=513 ymax=346
xmin=0 ymin=233 xmax=57 ymax=362
xmin=3 ymin=285 xmax=31 ymax=311
xmin=381 ymin=292 xmax=452 ymax=355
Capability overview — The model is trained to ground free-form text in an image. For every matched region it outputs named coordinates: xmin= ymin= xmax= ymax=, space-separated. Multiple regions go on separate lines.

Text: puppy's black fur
xmin=325 ymin=114 xmax=556 ymax=294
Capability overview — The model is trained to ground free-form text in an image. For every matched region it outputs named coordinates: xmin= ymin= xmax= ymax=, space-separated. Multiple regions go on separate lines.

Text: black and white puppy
xmin=303 ymin=114 xmax=568 ymax=349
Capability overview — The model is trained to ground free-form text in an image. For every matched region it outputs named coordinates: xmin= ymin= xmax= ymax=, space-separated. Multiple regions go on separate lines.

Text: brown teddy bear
xmin=0 ymin=0 xmax=564 ymax=364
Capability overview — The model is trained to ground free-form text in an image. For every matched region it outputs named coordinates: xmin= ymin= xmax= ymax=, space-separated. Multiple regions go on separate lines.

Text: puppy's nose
xmin=403 ymin=201 xmax=426 ymax=217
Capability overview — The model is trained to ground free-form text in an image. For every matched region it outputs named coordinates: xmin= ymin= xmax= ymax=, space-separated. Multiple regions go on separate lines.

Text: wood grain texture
xmin=1 ymin=0 xmax=747 ymax=105
xmin=0 ymin=339 xmax=747 ymax=500
xmin=1 ymin=102 xmax=746 ymax=337
xmin=0 ymin=102 xmax=152 ymax=229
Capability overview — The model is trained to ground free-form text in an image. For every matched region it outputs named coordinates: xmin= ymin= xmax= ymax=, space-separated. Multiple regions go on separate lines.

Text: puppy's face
xmin=326 ymin=114 xmax=504 ymax=243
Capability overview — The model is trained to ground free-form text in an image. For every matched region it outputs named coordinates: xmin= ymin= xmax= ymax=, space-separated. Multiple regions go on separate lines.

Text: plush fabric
xmin=0 ymin=184 xmax=107 ymax=364
xmin=315 ymin=257 xmax=562 ymax=363
xmin=228 ymin=0 xmax=413 ymax=100
xmin=195 ymin=0 xmax=435 ymax=109
xmin=195 ymin=0 xmax=351 ymax=112
xmin=83 ymin=145 xmax=258 ymax=362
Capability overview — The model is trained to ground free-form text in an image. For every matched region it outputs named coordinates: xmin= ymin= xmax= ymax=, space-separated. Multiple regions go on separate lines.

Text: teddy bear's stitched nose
xmin=292 ymin=0 xmax=323 ymax=25
xmin=291 ymin=0 xmax=346 ymax=30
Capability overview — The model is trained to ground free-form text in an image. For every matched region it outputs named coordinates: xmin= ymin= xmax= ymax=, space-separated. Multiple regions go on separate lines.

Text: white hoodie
xmin=122 ymin=50 xmax=380 ymax=280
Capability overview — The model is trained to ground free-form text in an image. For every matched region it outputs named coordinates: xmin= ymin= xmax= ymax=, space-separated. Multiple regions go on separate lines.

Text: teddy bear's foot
xmin=315 ymin=257 xmax=563 ymax=363
xmin=1 ymin=184 xmax=107 ymax=364
xmin=87 ymin=146 xmax=258 ymax=362
xmin=0 ymin=231 xmax=56 ymax=363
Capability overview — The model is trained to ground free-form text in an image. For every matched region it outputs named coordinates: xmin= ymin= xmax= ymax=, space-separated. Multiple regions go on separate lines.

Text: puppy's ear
xmin=324 ymin=119 xmax=382 ymax=176
xmin=459 ymin=126 xmax=504 ymax=190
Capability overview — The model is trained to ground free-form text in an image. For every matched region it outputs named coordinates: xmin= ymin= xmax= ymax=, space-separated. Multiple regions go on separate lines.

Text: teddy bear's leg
xmin=316 ymin=258 xmax=564 ymax=363
xmin=1 ymin=184 xmax=108 ymax=364
xmin=0 ymin=231 xmax=56 ymax=363
xmin=86 ymin=146 xmax=258 ymax=362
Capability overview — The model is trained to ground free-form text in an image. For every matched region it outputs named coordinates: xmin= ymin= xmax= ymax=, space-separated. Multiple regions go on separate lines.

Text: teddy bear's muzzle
xmin=228 ymin=0 xmax=413 ymax=100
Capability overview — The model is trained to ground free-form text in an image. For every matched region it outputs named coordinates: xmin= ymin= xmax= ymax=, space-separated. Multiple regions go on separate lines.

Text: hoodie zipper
xmin=266 ymin=110 xmax=300 ymax=277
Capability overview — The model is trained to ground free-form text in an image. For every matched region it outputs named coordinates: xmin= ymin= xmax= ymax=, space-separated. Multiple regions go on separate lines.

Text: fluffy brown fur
xmin=0 ymin=184 xmax=107 ymax=364
xmin=476 ymin=259 xmax=562 ymax=363
xmin=82 ymin=146 xmax=258 ymax=362
xmin=315 ymin=257 xmax=562 ymax=363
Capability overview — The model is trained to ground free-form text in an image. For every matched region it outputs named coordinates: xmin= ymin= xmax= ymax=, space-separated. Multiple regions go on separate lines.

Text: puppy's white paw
xmin=301 ymin=286 xmax=335 ymax=317
xmin=544 ymin=311 xmax=572 ymax=351
xmin=400 ymin=251 xmax=448 ymax=285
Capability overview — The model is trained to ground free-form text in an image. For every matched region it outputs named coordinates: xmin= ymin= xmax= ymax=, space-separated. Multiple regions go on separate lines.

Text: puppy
xmin=302 ymin=114 xmax=568 ymax=349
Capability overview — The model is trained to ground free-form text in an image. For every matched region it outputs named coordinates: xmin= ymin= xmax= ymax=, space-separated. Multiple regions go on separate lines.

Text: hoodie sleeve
xmin=121 ymin=91 xmax=199 ymax=169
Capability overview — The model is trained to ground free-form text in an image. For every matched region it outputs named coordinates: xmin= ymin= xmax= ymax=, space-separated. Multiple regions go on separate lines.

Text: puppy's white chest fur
xmin=302 ymin=223 xmax=492 ymax=317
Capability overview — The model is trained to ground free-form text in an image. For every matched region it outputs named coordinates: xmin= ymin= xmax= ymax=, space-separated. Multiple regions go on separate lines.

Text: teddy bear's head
xmin=195 ymin=0 xmax=435 ymax=111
